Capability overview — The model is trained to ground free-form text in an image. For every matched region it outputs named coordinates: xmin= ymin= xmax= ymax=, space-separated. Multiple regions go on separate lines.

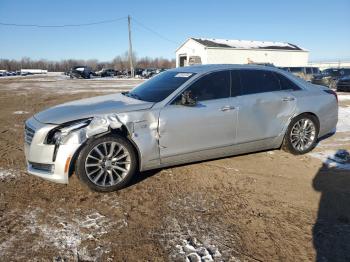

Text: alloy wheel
xmin=84 ymin=141 xmax=131 ymax=187
xmin=290 ymin=118 xmax=316 ymax=152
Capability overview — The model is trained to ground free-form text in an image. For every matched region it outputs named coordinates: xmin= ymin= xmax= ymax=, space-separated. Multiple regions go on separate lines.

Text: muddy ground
xmin=0 ymin=74 xmax=349 ymax=261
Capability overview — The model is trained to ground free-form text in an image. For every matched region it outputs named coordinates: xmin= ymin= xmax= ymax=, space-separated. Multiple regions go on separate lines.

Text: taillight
xmin=324 ymin=89 xmax=338 ymax=103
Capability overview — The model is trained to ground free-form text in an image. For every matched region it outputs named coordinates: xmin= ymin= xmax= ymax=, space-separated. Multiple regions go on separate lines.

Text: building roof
xmin=169 ymin=64 xmax=279 ymax=74
xmin=190 ymin=38 xmax=306 ymax=51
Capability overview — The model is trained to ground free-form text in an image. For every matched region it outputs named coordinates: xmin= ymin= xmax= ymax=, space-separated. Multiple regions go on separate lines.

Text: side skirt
xmin=141 ymin=135 xmax=284 ymax=171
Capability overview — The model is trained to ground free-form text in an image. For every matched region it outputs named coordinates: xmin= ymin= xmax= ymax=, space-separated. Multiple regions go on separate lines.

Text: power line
xmin=132 ymin=17 xmax=180 ymax=46
xmin=0 ymin=16 xmax=127 ymax=28
xmin=0 ymin=15 xmax=181 ymax=47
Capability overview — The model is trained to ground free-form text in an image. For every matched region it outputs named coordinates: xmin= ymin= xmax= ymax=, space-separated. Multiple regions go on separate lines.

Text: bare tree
xmin=0 ymin=52 xmax=176 ymax=72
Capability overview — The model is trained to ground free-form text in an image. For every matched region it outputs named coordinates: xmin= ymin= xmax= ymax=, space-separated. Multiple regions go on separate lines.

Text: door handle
xmin=221 ymin=105 xmax=235 ymax=111
xmin=282 ymin=97 xmax=295 ymax=102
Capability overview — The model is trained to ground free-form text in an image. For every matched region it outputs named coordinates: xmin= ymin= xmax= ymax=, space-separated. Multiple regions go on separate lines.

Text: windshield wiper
xmin=122 ymin=91 xmax=141 ymax=100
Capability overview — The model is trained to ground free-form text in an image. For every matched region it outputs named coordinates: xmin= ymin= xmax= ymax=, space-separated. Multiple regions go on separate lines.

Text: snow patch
xmin=338 ymin=94 xmax=350 ymax=102
xmin=159 ymin=209 xmax=239 ymax=261
xmin=195 ymin=37 xmax=304 ymax=50
xmin=318 ymin=136 xmax=350 ymax=148
xmin=309 ymin=150 xmax=350 ymax=170
xmin=176 ymin=238 xmax=223 ymax=262
xmin=20 ymin=207 xmax=127 ymax=260
xmin=337 ymin=106 xmax=350 ymax=133
xmin=0 ymin=168 xmax=16 ymax=180
xmin=13 ymin=111 xmax=29 ymax=115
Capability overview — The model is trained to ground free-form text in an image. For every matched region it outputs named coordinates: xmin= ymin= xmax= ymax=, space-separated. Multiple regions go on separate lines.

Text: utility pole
xmin=128 ymin=15 xmax=134 ymax=78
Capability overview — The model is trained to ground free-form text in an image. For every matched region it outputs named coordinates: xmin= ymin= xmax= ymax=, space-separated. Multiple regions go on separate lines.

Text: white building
xmin=308 ymin=61 xmax=350 ymax=70
xmin=175 ymin=38 xmax=309 ymax=67
xmin=21 ymin=69 xmax=48 ymax=74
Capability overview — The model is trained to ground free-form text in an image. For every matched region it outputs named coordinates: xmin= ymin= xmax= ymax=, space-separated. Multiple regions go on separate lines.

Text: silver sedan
xmin=24 ymin=64 xmax=338 ymax=192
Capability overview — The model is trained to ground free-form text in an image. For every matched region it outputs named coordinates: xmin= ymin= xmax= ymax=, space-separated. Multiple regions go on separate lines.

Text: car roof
xmin=169 ymin=64 xmax=281 ymax=74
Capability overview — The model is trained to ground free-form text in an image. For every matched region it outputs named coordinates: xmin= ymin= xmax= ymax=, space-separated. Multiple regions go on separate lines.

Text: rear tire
xmin=75 ymin=135 xmax=138 ymax=192
xmin=282 ymin=114 xmax=319 ymax=155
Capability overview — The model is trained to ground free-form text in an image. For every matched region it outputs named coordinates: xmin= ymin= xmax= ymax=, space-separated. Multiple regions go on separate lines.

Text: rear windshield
xmin=126 ymin=71 xmax=195 ymax=102
xmin=322 ymin=69 xmax=342 ymax=76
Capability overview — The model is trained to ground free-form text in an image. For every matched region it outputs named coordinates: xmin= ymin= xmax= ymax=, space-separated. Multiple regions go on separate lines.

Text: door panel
xmin=158 ymin=98 xmax=237 ymax=160
xmin=236 ymin=91 xmax=296 ymax=144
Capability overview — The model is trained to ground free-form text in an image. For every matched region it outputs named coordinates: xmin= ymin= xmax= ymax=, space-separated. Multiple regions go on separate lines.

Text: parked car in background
xmin=142 ymin=68 xmax=158 ymax=78
xmin=6 ymin=71 xmax=16 ymax=76
xmin=156 ymin=68 xmax=168 ymax=74
xmin=96 ymin=68 xmax=117 ymax=77
xmin=70 ymin=66 xmax=95 ymax=79
xmin=312 ymin=68 xmax=350 ymax=89
xmin=337 ymin=75 xmax=350 ymax=92
xmin=305 ymin=67 xmax=320 ymax=81
xmin=134 ymin=68 xmax=144 ymax=77
xmin=0 ymin=70 xmax=7 ymax=77
xmin=21 ymin=71 xmax=32 ymax=76
xmin=24 ymin=64 xmax=338 ymax=192
xmin=281 ymin=67 xmax=320 ymax=82
xmin=251 ymin=63 xmax=275 ymax=67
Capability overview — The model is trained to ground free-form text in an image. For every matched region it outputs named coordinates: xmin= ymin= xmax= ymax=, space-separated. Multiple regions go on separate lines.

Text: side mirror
xmin=181 ymin=91 xmax=197 ymax=106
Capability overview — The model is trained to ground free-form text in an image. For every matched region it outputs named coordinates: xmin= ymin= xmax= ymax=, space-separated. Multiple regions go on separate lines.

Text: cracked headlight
xmin=46 ymin=119 xmax=91 ymax=145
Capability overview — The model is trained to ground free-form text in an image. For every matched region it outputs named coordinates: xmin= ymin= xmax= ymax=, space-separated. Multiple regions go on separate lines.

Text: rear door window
xmin=274 ymin=72 xmax=301 ymax=91
xmin=240 ymin=70 xmax=280 ymax=95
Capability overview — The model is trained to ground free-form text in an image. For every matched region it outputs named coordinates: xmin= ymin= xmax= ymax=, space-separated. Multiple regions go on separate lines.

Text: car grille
xmin=24 ymin=124 xmax=35 ymax=145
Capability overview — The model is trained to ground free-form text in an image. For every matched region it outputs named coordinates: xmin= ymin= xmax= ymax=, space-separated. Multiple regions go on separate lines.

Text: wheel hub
xmin=104 ymin=160 xmax=112 ymax=169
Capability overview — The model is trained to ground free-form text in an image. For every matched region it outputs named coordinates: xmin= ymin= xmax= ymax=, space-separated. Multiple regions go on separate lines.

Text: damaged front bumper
xmin=24 ymin=117 xmax=82 ymax=184
xmin=24 ymin=114 xmax=126 ymax=184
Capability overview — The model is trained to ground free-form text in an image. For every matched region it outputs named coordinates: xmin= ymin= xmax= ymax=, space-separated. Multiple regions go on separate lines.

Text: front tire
xmin=75 ymin=135 xmax=138 ymax=192
xmin=282 ymin=114 xmax=319 ymax=155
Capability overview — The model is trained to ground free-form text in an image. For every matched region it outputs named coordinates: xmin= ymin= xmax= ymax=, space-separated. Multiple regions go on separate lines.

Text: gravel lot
xmin=0 ymin=74 xmax=349 ymax=261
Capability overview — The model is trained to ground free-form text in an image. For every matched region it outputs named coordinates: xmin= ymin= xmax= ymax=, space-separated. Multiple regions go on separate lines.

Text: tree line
xmin=0 ymin=52 xmax=175 ymax=72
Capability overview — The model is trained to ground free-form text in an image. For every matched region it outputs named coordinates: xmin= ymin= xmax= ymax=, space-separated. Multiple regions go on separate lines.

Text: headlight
xmin=46 ymin=119 xmax=91 ymax=145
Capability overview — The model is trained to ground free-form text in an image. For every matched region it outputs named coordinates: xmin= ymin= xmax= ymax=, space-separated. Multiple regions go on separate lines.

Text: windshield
xmin=125 ymin=71 xmax=195 ymax=102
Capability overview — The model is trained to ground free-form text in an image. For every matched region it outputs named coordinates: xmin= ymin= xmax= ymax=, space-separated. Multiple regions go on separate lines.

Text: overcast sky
xmin=0 ymin=0 xmax=349 ymax=62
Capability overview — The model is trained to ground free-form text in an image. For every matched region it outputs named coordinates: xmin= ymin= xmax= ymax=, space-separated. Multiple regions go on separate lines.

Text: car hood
xmin=34 ymin=93 xmax=154 ymax=125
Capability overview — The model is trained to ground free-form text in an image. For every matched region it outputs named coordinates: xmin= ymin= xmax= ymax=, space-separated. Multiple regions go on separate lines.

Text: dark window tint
xmin=312 ymin=68 xmax=320 ymax=74
xmin=240 ymin=70 xmax=280 ymax=95
xmin=289 ymin=67 xmax=304 ymax=73
xmin=231 ymin=70 xmax=241 ymax=97
xmin=186 ymin=71 xmax=230 ymax=101
xmin=274 ymin=73 xmax=301 ymax=91
xmin=127 ymin=71 xmax=195 ymax=102
xmin=305 ymin=68 xmax=312 ymax=74
xmin=323 ymin=69 xmax=341 ymax=77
